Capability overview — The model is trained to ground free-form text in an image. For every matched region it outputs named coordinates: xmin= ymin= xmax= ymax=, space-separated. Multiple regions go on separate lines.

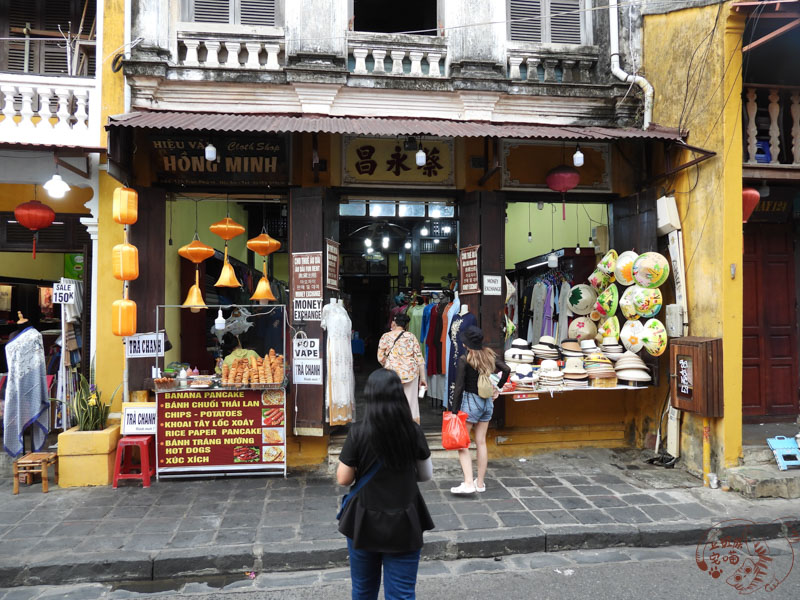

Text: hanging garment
xmin=439 ymin=302 xmax=453 ymax=375
xmin=408 ymin=304 xmax=425 ymax=345
xmin=425 ymin=304 xmax=442 ymax=376
xmin=443 ymin=297 xmax=460 ymax=382
xmin=321 ymin=302 xmax=355 ymax=426
xmin=529 ymin=282 xmax=547 ymax=344
xmin=446 ymin=311 xmax=477 ymax=409
xmin=3 ymin=327 xmax=49 ymax=458
xmin=557 ymin=281 xmax=573 ymax=343
xmin=420 ymin=302 xmax=434 ymax=360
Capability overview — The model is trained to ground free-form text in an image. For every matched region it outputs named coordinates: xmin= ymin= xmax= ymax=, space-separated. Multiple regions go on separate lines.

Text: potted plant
xmin=57 ymin=365 xmax=123 ymax=487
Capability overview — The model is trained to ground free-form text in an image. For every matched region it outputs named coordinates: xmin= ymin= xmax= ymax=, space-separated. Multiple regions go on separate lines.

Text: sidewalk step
xmin=726 ymin=464 xmax=800 ymax=499
xmin=742 ymin=444 xmax=775 ymax=466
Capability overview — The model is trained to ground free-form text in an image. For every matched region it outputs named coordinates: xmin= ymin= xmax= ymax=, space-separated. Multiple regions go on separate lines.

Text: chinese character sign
xmin=677 ymin=355 xmax=693 ymax=398
xmin=325 ymin=239 xmax=340 ymax=291
xmin=460 ymin=245 xmax=481 ymax=295
xmin=344 ymin=137 xmax=454 ymax=186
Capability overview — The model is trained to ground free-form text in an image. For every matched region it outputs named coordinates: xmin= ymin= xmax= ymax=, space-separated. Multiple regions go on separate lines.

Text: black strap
xmin=385 ymin=331 xmax=405 ymax=361
xmin=337 ymin=460 xmax=381 ymax=519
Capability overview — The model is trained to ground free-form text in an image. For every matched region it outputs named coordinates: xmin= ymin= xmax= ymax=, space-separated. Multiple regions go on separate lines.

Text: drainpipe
xmin=608 ymin=0 xmax=653 ymax=129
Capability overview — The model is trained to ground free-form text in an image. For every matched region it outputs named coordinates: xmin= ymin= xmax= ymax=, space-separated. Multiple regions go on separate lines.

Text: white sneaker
xmin=473 ymin=479 xmax=486 ymax=493
xmin=450 ymin=482 xmax=476 ymax=495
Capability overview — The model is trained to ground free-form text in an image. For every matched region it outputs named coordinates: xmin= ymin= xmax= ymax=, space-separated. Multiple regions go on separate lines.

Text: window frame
xmin=507 ymin=0 xmax=593 ymax=47
xmin=182 ymin=0 xmax=280 ymax=27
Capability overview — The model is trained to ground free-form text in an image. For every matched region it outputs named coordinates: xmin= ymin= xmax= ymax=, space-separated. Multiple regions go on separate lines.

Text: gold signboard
xmin=343 ymin=136 xmax=454 ymax=186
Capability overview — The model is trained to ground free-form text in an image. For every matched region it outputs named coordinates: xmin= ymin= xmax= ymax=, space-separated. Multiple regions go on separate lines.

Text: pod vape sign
xmin=293 ymin=338 xmax=322 ymax=385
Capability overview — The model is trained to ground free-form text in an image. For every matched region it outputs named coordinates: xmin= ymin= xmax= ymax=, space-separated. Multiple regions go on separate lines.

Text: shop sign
xmin=325 ymin=239 xmax=340 ymax=291
xmin=64 ymin=253 xmax=84 ymax=279
xmin=291 ymin=251 xmax=323 ymax=321
xmin=52 ymin=282 xmax=76 ymax=304
xmin=122 ymin=402 xmax=157 ymax=435
xmin=459 ymin=245 xmax=481 ymax=295
xmin=157 ymin=389 xmax=286 ymax=474
xmin=125 ymin=332 xmax=165 ymax=359
xmin=483 ymin=275 xmax=502 ymax=296
xmin=677 ymin=354 xmax=693 ymax=399
xmin=292 ymin=338 xmax=322 ymax=385
xmin=149 ymin=133 xmax=289 ymax=188
xmin=343 ymin=136 xmax=454 ymax=186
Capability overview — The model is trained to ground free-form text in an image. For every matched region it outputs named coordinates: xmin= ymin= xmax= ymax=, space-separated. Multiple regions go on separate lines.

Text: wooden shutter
xmin=7 ymin=1 xmax=39 ymax=72
xmin=42 ymin=1 xmax=73 ymax=75
xmin=193 ymin=0 xmax=232 ymax=23
xmin=240 ymin=0 xmax=275 ymax=26
xmin=549 ymin=0 xmax=581 ymax=44
xmin=509 ymin=0 xmax=542 ymax=43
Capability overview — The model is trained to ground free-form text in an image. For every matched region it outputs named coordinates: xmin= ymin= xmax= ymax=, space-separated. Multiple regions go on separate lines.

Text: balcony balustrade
xmin=0 ymin=74 xmax=97 ymax=147
xmin=347 ymin=32 xmax=448 ymax=78
xmin=507 ymin=48 xmax=598 ymax=84
xmin=743 ymin=84 xmax=800 ymax=166
xmin=175 ymin=23 xmax=285 ymax=71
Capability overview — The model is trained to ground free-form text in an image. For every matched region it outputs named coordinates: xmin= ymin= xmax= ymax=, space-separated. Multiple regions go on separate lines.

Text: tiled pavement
xmin=2 ymin=448 xmax=798 ymax=588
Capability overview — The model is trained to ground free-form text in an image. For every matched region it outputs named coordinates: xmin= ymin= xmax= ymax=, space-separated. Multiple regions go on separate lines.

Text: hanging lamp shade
xmin=250 ymin=260 xmax=277 ymax=301
xmin=182 ymin=269 xmax=207 ymax=312
xmin=112 ymin=187 xmax=138 ymax=225
xmin=215 ymin=245 xmax=241 ymax=288
xmin=14 ymin=200 xmax=55 ymax=259
xmin=545 ymin=165 xmax=581 ymax=192
xmin=112 ymin=297 xmax=137 ymax=337
xmin=112 ymin=242 xmax=139 ymax=281
xmin=742 ymin=186 xmax=760 ymax=223
xmin=178 ymin=238 xmax=215 ymax=263
xmin=247 ymin=232 xmax=281 ymax=256
xmin=209 ymin=217 xmax=245 ymax=241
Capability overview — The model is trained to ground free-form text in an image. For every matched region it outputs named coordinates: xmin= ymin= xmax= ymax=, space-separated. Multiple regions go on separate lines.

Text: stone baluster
xmin=245 ymin=42 xmax=262 ymax=69
xmin=390 ymin=50 xmax=405 ymax=75
xmin=353 ymin=47 xmax=369 ymax=74
xmin=542 ymin=59 xmax=558 ymax=83
xmin=508 ymin=56 xmax=523 ymax=80
xmin=183 ymin=39 xmax=200 ymax=67
xmin=38 ymin=88 xmax=54 ymax=130
xmin=526 ymin=57 xmax=541 ymax=83
xmin=264 ymin=44 xmax=281 ymax=70
xmin=578 ymin=60 xmax=593 ymax=84
xmin=561 ymin=59 xmax=577 ymax=84
xmin=745 ymin=87 xmax=758 ymax=164
xmin=74 ymin=88 xmax=89 ymax=131
xmin=222 ymin=42 xmax=240 ymax=68
xmin=55 ymin=88 xmax=72 ymax=131
xmin=768 ymin=88 xmax=780 ymax=164
xmin=790 ymin=91 xmax=800 ymax=165
xmin=372 ymin=49 xmax=386 ymax=74
xmin=205 ymin=41 xmax=222 ymax=67
xmin=427 ymin=52 xmax=442 ymax=77
xmin=18 ymin=87 xmax=35 ymax=130
xmin=1 ymin=86 xmax=17 ymax=133
xmin=409 ymin=51 xmax=424 ymax=76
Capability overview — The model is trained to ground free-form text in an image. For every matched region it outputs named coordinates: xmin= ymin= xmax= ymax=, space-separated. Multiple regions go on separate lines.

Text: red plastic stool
xmin=113 ymin=435 xmax=155 ymax=488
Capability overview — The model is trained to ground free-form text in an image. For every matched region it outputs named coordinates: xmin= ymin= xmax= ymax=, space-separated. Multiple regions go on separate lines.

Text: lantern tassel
xmin=562 ymin=193 xmax=566 ymax=221
xmin=32 ymin=232 xmax=37 ymax=260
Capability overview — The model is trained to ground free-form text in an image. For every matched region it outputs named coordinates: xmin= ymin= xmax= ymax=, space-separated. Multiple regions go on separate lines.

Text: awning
xmin=107 ymin=111 xmax=685 ymax=142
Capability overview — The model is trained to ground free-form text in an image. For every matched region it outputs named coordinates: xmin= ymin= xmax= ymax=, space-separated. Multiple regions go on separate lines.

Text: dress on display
xmin=321 ymin=301 xmax=355 ymax=425
xmin=420 ymin=303 xmax=434 ymax=359
xmin=446 ymin=311 xmax=477 ymax=409
xmin=408 ymin=304 xmax=425 ymax=345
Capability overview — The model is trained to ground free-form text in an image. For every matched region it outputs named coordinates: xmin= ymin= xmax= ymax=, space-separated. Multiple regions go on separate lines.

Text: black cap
xmin=460 ymin=325 xmax=484 ymax=350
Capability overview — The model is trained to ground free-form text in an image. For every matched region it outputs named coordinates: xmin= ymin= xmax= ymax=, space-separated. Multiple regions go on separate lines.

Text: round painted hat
xmin=632 ymin=252 xmax=670 ymax=288
xmin=614 ymin=251 xmax=639 ymax=286
xmin=641 ymin=318 xmax=668 ymax=356
xmin=568 ymin=316 xmax=598 ymax=342
xmin=567 ymin=284 xmax=597 ymax=316
xmin=633 ymin=286 xmax=663 ymax=318
xmin=588 ymin=268 xmax=612 ymax=292
xmin=597 ymin=249 xmax=618 ymax=275
xmin=620 ymin=319 xmax=645 ymax=353
xmin=619 ymin=286 xmax=640 ymax=320
xmin=594 ymin=283 xmax=619 ymax=318
xmin=598 ymin=315 xmax=620 ymax=341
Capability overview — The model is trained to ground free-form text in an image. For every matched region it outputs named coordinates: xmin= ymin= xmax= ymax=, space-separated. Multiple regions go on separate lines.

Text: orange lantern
xmin=113 ymin=187 xmax=138 ymax=225
xmin=215 ymin=245 xmax=241 ymax=288
xmin=112 ymin=297 xmax=137 ymax=337
xmin=251 ymin=261 xmax=277 ymax=301
xmin=178 ymin=238 xmax=215 ymax=263
xmin=209 ymin=217 xmax=245 ymax=241
xmin=112 ymin=242 xmax=139 ymax=281
xmin=247 ymin=232 xmax=281 ymax=256
xmin=182 ymin=269 xmax=207 ymax=312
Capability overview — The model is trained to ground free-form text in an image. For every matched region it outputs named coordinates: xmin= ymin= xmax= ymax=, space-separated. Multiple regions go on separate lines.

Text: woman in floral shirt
xmin=378 ymin=313 xmax=427 ymax=423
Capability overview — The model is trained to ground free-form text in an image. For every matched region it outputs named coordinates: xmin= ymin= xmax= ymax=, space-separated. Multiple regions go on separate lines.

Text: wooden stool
xmin=113 ymin=436 xmax=155 ymax=488
xmin=13 ymin=452 xmax=58 ymax=495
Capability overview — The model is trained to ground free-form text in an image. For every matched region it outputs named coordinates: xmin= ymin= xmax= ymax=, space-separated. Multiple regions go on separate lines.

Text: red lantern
xmin=14 ymin=200 xmax=55 ymax=259
xmin=546 ymin=165 xmax=581 ymax=221
xmin=742 ymin=187 xmax=760 ymax=223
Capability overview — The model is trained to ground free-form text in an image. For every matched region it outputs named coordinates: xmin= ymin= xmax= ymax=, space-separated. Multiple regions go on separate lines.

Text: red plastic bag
xmin=442 ymin=411 xmax=470 ymax=450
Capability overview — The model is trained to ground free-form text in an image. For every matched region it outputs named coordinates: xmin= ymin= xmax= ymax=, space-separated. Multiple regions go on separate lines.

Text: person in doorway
xmin=220 ymin=332 xmax=259 ymax=366
xmin=377 ymin=313 xmax=427 ymax=424
xmin=337 ymin=368 xmax=434 ymax=599
xmin=450 ymin=326 xmax=511 ymax=495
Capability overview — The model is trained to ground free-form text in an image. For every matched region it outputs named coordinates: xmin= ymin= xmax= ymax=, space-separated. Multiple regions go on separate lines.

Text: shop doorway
xmin=742 ymin=221 xmax=799 ymax=420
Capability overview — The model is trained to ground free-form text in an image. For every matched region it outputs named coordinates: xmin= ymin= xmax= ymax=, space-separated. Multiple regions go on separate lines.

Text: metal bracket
xmin=54 ymin=151 xmax=91 ymax=180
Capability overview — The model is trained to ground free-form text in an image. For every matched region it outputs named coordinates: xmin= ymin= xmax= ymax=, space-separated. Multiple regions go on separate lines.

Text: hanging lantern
xmin=14 ymin=200 xmax=55 ymax=259
xmin=742 ymin=186 xmax=760 ymax=223
xmin=112 ymin=187 xmax=138 ymax=225
xmin=112 ymin=297 xmax=137 ymax=337
xmin=247 ymin=232 xmax=281 ymax=256
xmin=250 ymin=260 xmax=277 ymax=301
xmin=546 ymin=165 xmax=581 ymax=221
xmin=112 ymin=242 xmax=139 ymax=281
xmin=210 ymin=217 xmax=245 ymax=241
xmin=215 ymin=245 xmax=241 ymax=288
xmin=182 ymin=269 xmax=207 ymax=313
xmin=178 ymin=237 xmax=215 ymax=263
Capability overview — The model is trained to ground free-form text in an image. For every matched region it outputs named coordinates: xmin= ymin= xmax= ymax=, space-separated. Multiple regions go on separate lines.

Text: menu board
xmin=157 ymin=389 xmax=286 ymax=477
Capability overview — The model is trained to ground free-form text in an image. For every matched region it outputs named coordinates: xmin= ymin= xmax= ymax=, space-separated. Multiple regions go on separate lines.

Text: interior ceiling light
xmin=430 ymin=208 xmax=441 ymax=218
xmin=573 ymin=145 xmax=584 ymax=167
xmin=382 ymin=236 xmax=390 ymax=249
xmin=433 ymin=238 xmax=440 ymax=244
xmin=420 ymin=225 xmax=429 ymax=236
xmin=366 ymin=247 xmax=373 ymax=254
xmin=547 ymin=252 xmax=558 ymax=268
xmin=442 ymin=225 xmax=451 ymax=234
xmin=205 ymin=143 xmax=217 ymax=162
xmin=364 ymin=238 xmax=372 ymax=247
xmin=415 ymin=143 xmax=427 ymax=168
xmin=43 ymin=173 xmax=70 ymax=199
xmin=575 ymin=204 xmax=581 ymax=254
xmin=758 ymin=179 xmax=770 ymax=198
xmin=537 ymin=201 xmax=544 ymax=211
xmin=404 ymin=240 xmax=412 ymax=249
xmin=214 ymin=308 xmax=226 ymax=330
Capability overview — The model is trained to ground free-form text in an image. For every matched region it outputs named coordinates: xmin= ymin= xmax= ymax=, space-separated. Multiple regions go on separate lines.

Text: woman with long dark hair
xmin=337 ymin=368 xmax=434 ymax=599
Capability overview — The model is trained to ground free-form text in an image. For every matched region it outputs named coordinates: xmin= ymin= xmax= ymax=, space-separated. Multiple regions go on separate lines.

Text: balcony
xmin=0 ymin=73 xmax=98 ymax=147
xmin=507 ymin=45 xmax=600 ymax=85
xmin=346 ymin=32 xmax=448 ymax=79
xmin=743 ymin=84 xmax=800 ymax=179
xmin=174 ymin=22 xmax=285 ymax=71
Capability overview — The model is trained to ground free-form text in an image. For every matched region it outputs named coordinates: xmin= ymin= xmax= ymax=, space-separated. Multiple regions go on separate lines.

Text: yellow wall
xmin=643 ymin=5 xmax=744 ymax=472
xmin=421 ymin=253 xmax=457 ymax=287
xmin=0 ymin=252 xmax=65 ymax=281
xmin=0 ymin=184 xmax=92 ymax=214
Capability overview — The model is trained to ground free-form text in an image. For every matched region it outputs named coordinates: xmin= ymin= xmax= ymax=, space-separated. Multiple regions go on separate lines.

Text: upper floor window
xmin=509 ymin=0 xmax=588 ymax=45
xmin=0 ymin=0 xmax=96 ymax=76
xmin=352 ymin=0 xmax=437 ymax=36
xmin=183 ymin=0 xmax=277 ymax=27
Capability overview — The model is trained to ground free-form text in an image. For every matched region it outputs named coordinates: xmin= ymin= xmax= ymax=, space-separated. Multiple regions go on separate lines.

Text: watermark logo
xmin=696 ymin=518 xmax=800 ymax=594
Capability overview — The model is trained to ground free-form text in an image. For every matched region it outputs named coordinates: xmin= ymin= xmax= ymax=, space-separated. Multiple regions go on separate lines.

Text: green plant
xmin=71 ymin=363 xmax=121 ymax=431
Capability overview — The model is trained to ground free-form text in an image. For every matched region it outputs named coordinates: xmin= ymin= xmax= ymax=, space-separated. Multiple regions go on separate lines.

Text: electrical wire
xmin=678 ymin=3 xmax=723 ymax=133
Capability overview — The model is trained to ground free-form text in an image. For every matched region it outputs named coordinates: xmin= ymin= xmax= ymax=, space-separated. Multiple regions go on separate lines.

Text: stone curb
xmin=4 ymin=518 xmax=795 ymax=587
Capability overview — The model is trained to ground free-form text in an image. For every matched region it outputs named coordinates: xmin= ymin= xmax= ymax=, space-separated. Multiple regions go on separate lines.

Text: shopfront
xmin=106 ymin=112 xmax=691 ymax=468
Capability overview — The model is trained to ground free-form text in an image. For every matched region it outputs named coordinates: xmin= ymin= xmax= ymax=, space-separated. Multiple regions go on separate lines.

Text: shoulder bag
xmin=337 ymin=460 xmax=382 ymax=520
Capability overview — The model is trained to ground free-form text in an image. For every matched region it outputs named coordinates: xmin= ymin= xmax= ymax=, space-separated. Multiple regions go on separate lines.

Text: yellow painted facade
xmin=643 ymin=5 xmax=744 ymax=472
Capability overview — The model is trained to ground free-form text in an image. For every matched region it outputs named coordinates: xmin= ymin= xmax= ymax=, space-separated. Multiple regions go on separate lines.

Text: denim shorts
xmin=461 ymin=391 xmax=494 ymax=423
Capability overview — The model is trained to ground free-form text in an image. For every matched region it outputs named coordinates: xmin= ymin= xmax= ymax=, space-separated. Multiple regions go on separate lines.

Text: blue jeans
xmin=347 ymin=537 xmax=421 ymax=599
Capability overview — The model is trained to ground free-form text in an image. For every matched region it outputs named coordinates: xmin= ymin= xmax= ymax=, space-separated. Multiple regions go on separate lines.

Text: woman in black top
xmin=337 ymin=368 xmax=434 ymax=599
xmin=450 ymin=326 xmax=510 ymax=495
